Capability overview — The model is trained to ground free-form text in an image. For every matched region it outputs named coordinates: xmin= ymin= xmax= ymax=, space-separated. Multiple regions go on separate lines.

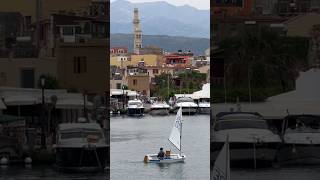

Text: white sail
xmin=212 ymin=136 xmax=230 ymax=180
xmin=168 ymin=107 xmax=182 ymax=151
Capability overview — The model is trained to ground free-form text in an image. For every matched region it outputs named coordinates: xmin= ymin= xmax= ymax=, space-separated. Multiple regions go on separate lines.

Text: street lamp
xmin=83 ymin=90 xmax=87 ymax=120
xmin=41 ymin=77 xmax=45 ymax=104
xmin=122 ymin=85 xmax=125 ymax=110
xmin=40 ymin=77 xmax=46 ymax=149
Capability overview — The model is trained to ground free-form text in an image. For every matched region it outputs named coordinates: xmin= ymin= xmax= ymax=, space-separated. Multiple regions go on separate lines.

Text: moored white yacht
xmin=149 ymin=101 xmax=170 ymax=115
xmin=212 ymin=112 xmax=282 ymax=167
xmin=197 ymin=99 xmax=210 ymax=114
xmin=54 ymin=121 xmax=109 ymax=172
xmin=127 ymin=99 xmax=144 ymax=116
xmin=278 ymin=114 xmax=320 ymax=165
xmin=173 ymin=97 xmax=198 ymax=115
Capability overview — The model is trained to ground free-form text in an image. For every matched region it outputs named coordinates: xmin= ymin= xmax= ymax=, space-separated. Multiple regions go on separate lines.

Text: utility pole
xmin=167 ymin=73 xmax=170 ymax=99
xmin=40 ymin=77 xmax=46 ymax=149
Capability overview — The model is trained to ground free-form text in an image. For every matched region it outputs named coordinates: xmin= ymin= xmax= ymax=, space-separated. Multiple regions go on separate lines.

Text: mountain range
xmin=110 ymin=33 xmax=210 ymax=55
xmin=111 ymin=0 xmax=210 ymax=38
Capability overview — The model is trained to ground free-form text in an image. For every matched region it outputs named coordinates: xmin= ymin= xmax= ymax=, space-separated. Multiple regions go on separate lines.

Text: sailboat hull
xmin=144 ymin=154 xmax=186 ymax=163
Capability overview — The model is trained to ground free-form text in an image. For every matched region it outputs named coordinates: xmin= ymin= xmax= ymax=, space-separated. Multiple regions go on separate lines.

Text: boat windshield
xmin=286 ymin=116 xmax=320 ymax=133
xmin=60 ymin=130 xmax=103 ymax=139
xmin=176 ymin=98 xmax=194 ymax=103
xmin=128 ymin=102 xmax=142 ymax=106
xmin=215 ymin=119 xmax=268 ymax=131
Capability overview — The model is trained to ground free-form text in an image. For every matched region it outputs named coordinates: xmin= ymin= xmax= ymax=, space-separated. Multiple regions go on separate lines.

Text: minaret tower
xmin=133 ymin=8 xmax=142 ymax=54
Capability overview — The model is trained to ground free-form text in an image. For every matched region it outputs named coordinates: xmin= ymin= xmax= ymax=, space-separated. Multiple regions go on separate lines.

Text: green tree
xmin=215 ymin=26 xmax=309 ymax=102
xmin=37 ymin=74 xmax=60 ymax=89
xmin=153 ymin=71 xmax=206 ymax=100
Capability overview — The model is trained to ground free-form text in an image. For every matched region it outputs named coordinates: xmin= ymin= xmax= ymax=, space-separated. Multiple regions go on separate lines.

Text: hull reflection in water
xmin=278 ymin=115 xmax=320 ymax=165
xmin=54 ymin=122 xmax=109 ymax=172
xmin=55 ymin=146 xmax=108 ymax=172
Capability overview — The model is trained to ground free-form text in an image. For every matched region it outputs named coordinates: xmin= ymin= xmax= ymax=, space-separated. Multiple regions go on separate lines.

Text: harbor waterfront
xmin=110 ymin=114 xmax=210 ymax=180
xmin=0 ymin=165 xmax=109 ymax=180
xmin=231 ymin=166 xmax=320 ymax=180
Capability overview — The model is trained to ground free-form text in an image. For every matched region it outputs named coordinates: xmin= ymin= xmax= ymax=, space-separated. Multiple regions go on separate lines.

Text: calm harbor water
xmin=110 ymin=114 xmax=210 ymax=180
xmin=0 ymin=165 xmax=109 ymax=180
xmin=230 ymin=166 xmax=320 ymax=180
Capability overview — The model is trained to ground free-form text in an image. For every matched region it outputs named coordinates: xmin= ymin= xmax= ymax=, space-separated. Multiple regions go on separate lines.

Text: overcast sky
xmin=110 ymin=0 xmax=210 ymax=10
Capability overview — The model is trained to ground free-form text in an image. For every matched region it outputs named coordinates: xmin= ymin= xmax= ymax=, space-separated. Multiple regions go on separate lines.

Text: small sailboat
xmin=144 ymin=107 xmax=186 ymax=163
xmin=212 ymin=136 xmax=230 ymax=180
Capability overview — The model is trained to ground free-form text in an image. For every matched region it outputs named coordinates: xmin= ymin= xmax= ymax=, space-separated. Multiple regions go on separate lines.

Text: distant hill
xmin=111 ymin=0 xmax=210 ymax=38
xmin=110 ymin=33 xmax=210 ymax=55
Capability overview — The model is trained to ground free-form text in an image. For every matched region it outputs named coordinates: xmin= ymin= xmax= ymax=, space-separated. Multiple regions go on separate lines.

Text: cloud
xmin=111 ymin=0 xmax=209 ymax=10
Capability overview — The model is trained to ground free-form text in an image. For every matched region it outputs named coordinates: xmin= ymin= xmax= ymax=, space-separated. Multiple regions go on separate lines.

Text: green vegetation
xmin=152 ymin=70 xmax=207 ymax=100
xmin=213 ymin=27 xmax=310 ymax=103
xmin=37 ymin=74 xmax=60 ymax=89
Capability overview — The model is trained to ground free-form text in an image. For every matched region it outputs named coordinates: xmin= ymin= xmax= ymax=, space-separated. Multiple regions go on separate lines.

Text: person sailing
xmin=157 ymin=147 xmax=165 ymax=159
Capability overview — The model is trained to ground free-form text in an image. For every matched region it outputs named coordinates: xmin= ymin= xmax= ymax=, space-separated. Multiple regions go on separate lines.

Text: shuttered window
xmin=73 ymin=56 xmax=87 ymax=74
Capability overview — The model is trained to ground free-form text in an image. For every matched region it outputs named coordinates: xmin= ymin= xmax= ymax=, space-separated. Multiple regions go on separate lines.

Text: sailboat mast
xmin=180 ymin=110 xmax=182 ymax=156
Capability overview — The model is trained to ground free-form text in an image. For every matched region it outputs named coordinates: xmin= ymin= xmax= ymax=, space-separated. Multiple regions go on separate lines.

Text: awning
xmin=3 ymin=95 xmax=40 ymax=106
xmin=0 ymin=87 xmax=94 ymax=109
xmin=212 ymin=102 xmax=287 ymax=119
xmin=55 ymin=99 xmax=93 ymax=109
xmin=266 ymin=69 xmax=320 ymax=115
xmin=174 ymin=94 xmax=193 ymax=99
xmin=0 ymin=99 xmax=6 ymax=110
xmin=192 ymin=83 xmax=210 ymax=99
xmin=0 ymin=114 xmax=24 ymax=123
xmin=110 ymin=89 xmax=137 ymax=97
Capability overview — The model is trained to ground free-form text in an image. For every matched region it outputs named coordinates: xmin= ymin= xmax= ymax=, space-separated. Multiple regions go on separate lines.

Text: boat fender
xmin=256 ymin=139 xmax=263 ymax=146
xmin=292 ymin=145 xmax=297 ymax=154
xmin=144 ymin=156 xmax=148 ymax=163
xmin=0 ymin=157 xmax=8 ymax=165
xmin=165 ymin=150 xmax=171 ymax=157
xmin=25 ymin=157 xmax=32 ymax=164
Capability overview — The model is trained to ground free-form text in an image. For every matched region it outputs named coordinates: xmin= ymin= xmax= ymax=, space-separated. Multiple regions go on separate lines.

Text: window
xmin=20 ymin=69 xmax=35 ymax=88
xmin=61 ymin=131 xmax=102 ymax=139
xmin=75 ymin=26 xmax=81 ymax=34
xmin=151 ymin=77 xmax=155 ymax=83
xmin=153 ymin=69 xmax=159 ymax=74
xmin=116 ymin=83 xmax=121 ymax=89
xmin=133 ymin=79 xmax=137 ymax=85
xmin=0 ymin=72 xmax=7 ymax=86
xmin=62 ymin=26 xmax=74 ymax=35
xmin=74 ymin=56 xmax=87 ymax=74
xmin=213 ymin=24 xmax=219 ymax=31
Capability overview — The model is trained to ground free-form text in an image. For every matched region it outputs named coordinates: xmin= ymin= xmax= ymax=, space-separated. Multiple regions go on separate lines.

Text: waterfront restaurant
xmin=0 ymin=87 xmax=94 ymax=149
